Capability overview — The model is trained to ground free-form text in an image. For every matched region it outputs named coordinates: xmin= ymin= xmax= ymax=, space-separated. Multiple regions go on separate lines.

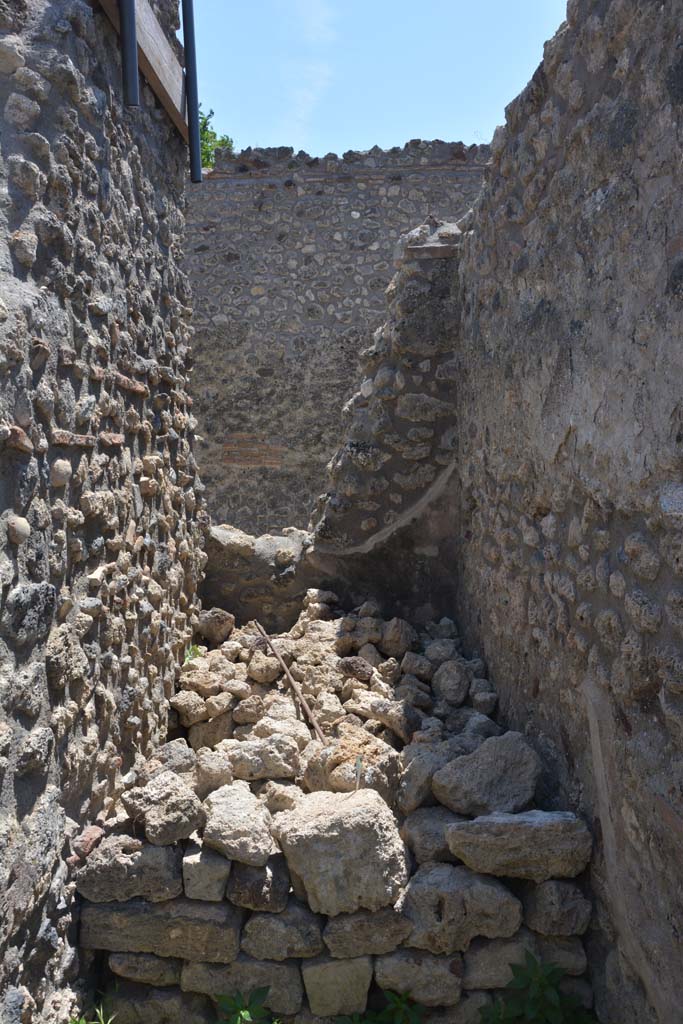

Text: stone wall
xmin=75 ymin=594 xmax=594 ymax=1023
xmin=0 ymin=2 xmax=205 ymax=1020
xmin=184 ymin=142 xmax=488 ymax=533
xmin=311 ymin=1 xmax=683 ymax=1021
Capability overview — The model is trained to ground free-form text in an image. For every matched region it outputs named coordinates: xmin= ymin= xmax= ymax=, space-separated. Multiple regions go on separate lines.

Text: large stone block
xmin=203 ymin=781 xmax=274 ymax=865
xmin=446 ymin=811 xmax=592 ymax=882
xmin=105 ymin=983 xmax=215 ymax=1024
xmin=75 ymin=836 xmax=182 ymax=903
xmin=462 ymin=929 xmax=587 ymax=990
xmin=432 ymin=732 xmax=541 ymax=815
xmin=109 ymin=953 xmax=182 ymax=987
xmin=241 ymin=898 xmax=324 ymax=960
xmin=322 ymin=906 xmax=411 ymax=957
xmin=216 ymin=735 xmax=299 ymax=780
xmin=399 ymin=864 xmax=522 ymax=954
xmin=272 ymin=789 xmax=409 ymax=915
xmin=301 ymin=955 xmax=373 ymax=1016
xmin=181 ymin=957 xmax=303 ymax=1015
xmin=375 ymin=949 xmax=463 ymax=1006
xmin=80 ymin=897 xmax=243 ymax=963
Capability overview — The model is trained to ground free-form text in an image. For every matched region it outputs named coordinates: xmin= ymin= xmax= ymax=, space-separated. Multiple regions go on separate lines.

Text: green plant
xmin=216 ymin=988 xmax=272 ymax=1024
xmin=183 ymin=642 xmax=201 ymax=665
xmin=479 ymin=953 xmax=596 ymax=1023
xmin=68 ymin=1006 xmax=115 ymax=1024
xmin=200 ymin=105 xmax=234 ymax=168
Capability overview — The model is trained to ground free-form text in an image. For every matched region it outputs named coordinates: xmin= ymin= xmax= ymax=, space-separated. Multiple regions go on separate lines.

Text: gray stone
xmin=432 ymin=732 xmax=542 ymax=815
xmin=203 ymin=781 xmax=274 ymax=866
xmin=375 ymin=950 xmax=463 ymax=1006
xmin=523 ymin=880 xmax=592 ymax=936
xmin=182 ymin=839 xmax=231 ymax=901
xmin=188 ymin=711 xmax=234 ymax=750
xmin=197 ymin=607 xmax=235 ymax=644
xmin=216 ymin=735 xmax=299 ymax=780
xmin=446 ymin=811 xmax=592 ymax=882
xmin=398 ymin=737 xmax=478 ymax=814
xmin=80 ymin=898 xmax=243 ymax=962
xmin=181 ymin=957 xmax=303 ymax=1016
xmin=193 ymin=748 xmax=233 ymax=800
xmin=400 ymin=806 xmax=462 ymax=863
xmin=322 ymin=906 xmax=411 ymax=957
xmin=379 ymin=617 xmax=417 ymax=658
xmin=301 ymin=956 xmax=373 ymax=1016
xmin=399 ymin=864 xmax=522 ymax=954
xmin=273 ymin=789 xmax=409 ymax=915
xmin=241 ymin=898 xmax=324 ymax=960
xmin=121 ymin=770 xmax=206 ymax=846
xmin=109 ymin=953 xmax=181 ymax=987
xmin=424 ymin=994 xmax=493 ymax=1023
xmin=462 ymin=930 xmax=587 ymax=990
xmin=431 ymin=661 xmax=470 ymax=706
xmin=226 ymin=854 xmax=290 ymax=911
xmin=75 ymin=835 xmax=182 ymax=903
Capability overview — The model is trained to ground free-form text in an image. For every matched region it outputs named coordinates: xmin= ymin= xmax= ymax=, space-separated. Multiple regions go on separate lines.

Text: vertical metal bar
xmin=119 ymin=0 xmax=140 ymax=106
xmin=181 ymin=0 xmax=202 ymax=182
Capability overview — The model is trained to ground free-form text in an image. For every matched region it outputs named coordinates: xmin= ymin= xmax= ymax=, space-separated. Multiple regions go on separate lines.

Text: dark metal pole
xmin=181 ymin=0 xmax=202 ymax=182
xmin=119 ymin=0 xmax=140 ymax=106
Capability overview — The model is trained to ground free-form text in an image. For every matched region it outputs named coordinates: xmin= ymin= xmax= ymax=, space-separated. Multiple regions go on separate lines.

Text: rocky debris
xmin=446 ymin=811 xmax=592 ymax=882
xmin=375 ymin=950 xmax=463 ymax=1006
xmin=80 ymin=898 xmax=243 ymax=962
xmin=81 ymin=595 xmax=593 ymax=1017
xmin=273 ymin=789 xmax=409 ymax=915
xmin=75 ymin=836 xmax=182 ymax=903
xmin=181 ymin=957 xmax=304 ymax=1015
xmin=301 ymin=955 xmax=373 ymax=1016
xmin=322 ymin=907 xmax=411 ymax=957
xmin=203 ymin=782 xmax=274 ymax=865
xmin=431 ymin=732 xmax=542 ymax=815
xmin=241 ymin=898 xmax=324 ymax=960
xmin=399 ymin=864 xmax=522 ymax=954
xmin=121 ymin=771 xmax=205 ymax=846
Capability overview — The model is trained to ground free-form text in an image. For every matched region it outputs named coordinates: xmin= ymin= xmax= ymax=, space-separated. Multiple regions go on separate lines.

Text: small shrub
xmin=183 ymin=642 xmax=201 ymax=665
xmin=217 ymin=988 xmax=272 ymax=1024
xmin=68 ymin=1007 xmax=115 ymax=1024
xmin=337 ymin=991 xmax=424 ymax=1024
xmin=479 ymin=952 xmax=596 ymax=1023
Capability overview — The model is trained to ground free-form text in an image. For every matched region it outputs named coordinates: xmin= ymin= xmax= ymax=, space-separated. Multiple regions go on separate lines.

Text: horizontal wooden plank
xmin=97 ymin=0 xmax=188 ymax=141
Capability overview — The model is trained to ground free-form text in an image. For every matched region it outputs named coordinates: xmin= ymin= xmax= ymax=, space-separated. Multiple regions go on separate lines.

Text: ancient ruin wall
xmin=184 ymin=142 xmax=488 ymax=533
xmin=0 ymin=2 xmax=205 ymax=1020
xmin=312 ymin=1 xmax=683 ymax=1021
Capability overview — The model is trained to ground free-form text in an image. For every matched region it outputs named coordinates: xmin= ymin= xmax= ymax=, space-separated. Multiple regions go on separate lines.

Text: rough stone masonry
xmin=184 ymin=142 xmax=488 ymax=533
xmin=0 ymin=1 xmax=205 ymax=1020
xmin=310 ymin=1 xmax=683 ymax=1022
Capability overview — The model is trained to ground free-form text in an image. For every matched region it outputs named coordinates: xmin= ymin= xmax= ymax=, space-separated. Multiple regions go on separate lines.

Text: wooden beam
xmin=97 ymin=0 xmax=189 ymax=142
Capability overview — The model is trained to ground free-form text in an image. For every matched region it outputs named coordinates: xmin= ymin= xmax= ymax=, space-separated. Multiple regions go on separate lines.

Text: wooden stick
xmin=254 ymin=621 xmax=327 ymax=745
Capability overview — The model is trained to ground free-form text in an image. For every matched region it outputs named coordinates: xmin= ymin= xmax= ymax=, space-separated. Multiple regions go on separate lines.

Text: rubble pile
xmin=75 ymin=591 xmax=593 ymax=1023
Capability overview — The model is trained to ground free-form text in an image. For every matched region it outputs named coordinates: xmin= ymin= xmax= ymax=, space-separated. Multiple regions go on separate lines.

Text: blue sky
xmin=191 ymin=0 xmax=567 ymax=156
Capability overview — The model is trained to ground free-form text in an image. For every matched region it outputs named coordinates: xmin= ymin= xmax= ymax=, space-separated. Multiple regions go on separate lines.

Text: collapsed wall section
xmin=311 ymin=1 xmax=683 ymax=1021
xmin=0 ymin=2 xmax=204 ymax=1020
xmin=184 ymin=141 xmax=488 ymax=533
